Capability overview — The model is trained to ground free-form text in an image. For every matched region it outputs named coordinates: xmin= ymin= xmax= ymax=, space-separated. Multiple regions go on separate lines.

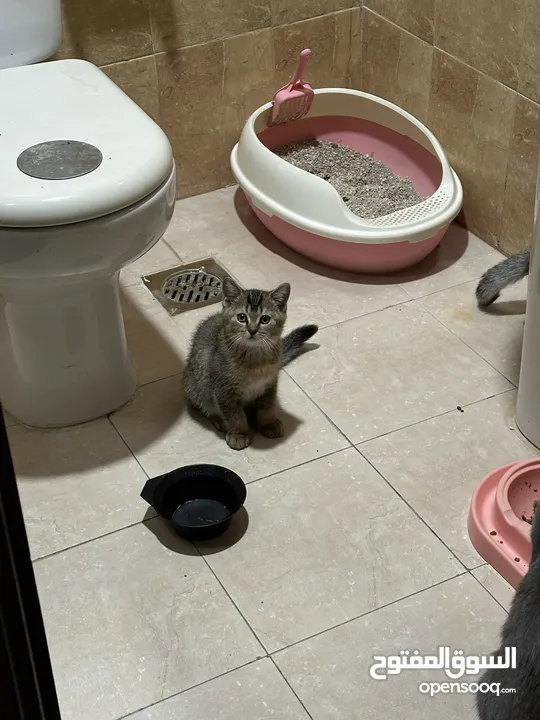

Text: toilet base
xmin=0 ymin=273 xmax=135 ymax=427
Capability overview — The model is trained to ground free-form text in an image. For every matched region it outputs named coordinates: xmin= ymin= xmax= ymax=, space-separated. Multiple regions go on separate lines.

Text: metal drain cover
xmin=163 ymin=269 xmax=222 ymax=305
xmin=143 ymin=258 xmax=235 ymax=316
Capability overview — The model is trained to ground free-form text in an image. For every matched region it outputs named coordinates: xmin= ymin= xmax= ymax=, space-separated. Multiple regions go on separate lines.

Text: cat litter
xmin=275 ymin=140 xmax=423 ymax=219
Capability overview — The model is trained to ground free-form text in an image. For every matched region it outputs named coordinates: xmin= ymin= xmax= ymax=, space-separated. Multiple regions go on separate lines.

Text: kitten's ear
xmin=222 ymin=276 xmax=243 ymax=304
xmin=270 ymin=283 xmax=290 ymax=309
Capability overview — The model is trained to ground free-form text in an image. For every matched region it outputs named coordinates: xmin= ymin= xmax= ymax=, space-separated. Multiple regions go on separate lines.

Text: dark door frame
xmin=0 ymin=409 xmax=62 ymax=719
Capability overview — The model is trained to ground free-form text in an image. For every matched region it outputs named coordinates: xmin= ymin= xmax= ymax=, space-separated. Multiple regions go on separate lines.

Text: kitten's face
xmin=221 ymin=277 xmax=289 ymax=351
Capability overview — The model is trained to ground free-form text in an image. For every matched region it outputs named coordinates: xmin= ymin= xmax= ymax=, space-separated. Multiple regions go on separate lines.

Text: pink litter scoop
xmin=269 ymin=48 xmax=314 ymax=126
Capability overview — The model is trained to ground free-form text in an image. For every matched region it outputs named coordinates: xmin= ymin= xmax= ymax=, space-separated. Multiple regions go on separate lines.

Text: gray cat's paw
xmin=226 ymin=432 xmax=251 ymax=450
xmin=259 ymin=419 xmax=284 ymax=439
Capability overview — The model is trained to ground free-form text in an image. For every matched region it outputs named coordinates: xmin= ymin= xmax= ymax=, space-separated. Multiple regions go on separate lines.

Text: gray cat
xmin=184 ymin=277 xmax=318 ymax=450
xmin=476 ymin=250 xmax=530 ymax=307
xmin=476 ymin=499 xmax=540 ymax=719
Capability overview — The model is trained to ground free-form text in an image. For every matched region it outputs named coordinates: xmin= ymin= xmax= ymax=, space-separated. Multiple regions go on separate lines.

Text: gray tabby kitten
xmin=476 ymin=250 xmax=530 ymax=307
xmin=184 ymin=277 xmax=318 ymax=450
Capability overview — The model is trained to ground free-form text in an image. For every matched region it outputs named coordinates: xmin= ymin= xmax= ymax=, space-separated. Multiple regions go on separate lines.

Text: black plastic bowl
xmin=141 ymin=464 xmax=247 ymax=541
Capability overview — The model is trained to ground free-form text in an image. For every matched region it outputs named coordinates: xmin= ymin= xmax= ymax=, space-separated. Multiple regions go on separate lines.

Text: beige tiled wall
xmin=55 ymin=1 xmax=360 ymax=198
xmin=55 ymin=1 xmax=540 ymax=255
xmin=360 ymin=3 xmax=540 ymax=254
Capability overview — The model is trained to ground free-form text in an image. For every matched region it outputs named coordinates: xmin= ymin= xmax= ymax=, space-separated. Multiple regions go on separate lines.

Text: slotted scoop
xmin=269 ymin=48 xmax=314 ymax=126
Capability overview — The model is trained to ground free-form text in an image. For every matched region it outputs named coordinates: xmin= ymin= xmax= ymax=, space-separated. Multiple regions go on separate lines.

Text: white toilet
xmin=0 ymin=0 xmax=176 ymax=428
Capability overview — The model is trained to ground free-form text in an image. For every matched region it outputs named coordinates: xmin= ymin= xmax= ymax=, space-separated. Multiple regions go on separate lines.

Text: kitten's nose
xmin=248 ymin=328 xmax=258 ymax=336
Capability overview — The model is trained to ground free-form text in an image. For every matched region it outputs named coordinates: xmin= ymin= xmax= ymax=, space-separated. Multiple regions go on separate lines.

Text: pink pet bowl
xmin=231 ymin=89 xmax=463 ymax=274
xmin=468 ymin=459 xmax=540 ymax=588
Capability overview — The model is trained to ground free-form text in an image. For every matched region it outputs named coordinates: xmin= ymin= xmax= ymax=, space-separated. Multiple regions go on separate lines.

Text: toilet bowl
xmin=0 ymin=51 xmax=176 ymax=426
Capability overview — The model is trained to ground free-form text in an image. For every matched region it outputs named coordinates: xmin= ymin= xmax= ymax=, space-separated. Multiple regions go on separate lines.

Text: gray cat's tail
xmin=282 ymin=324 xmax=318 ymax=365
xmin=476 ymin=250 xmax=530 ymax=307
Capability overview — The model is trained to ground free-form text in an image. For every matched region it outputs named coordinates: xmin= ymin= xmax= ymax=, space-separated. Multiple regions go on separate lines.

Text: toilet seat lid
xmin=0 ymin=60 xmax=174 ymax=228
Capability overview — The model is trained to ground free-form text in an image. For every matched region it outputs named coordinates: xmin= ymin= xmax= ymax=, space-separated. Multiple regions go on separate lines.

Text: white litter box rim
xmin=231 ymin=88 xmax=463 ymax=244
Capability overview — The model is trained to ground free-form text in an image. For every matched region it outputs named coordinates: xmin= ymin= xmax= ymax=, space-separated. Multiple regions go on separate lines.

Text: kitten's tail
xmin=282 ymin=324 xmax=318 ymax=366
xmin=476 ymin=250 xmax=530 ymax=307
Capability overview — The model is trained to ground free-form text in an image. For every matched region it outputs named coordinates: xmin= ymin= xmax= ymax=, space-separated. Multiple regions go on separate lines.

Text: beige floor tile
xmin=396 ymin=226 xmax=505 ymax=299
xmin=111 ymin=372 xmax=349 ymax=482
xmin=36 ymin=521 xmax=263 ymax=720
xmin=420 ymin=279 xmax=526 ymax=384
xmin=120 ymin=240 xmax=181 ymax=288
xmin=129 ymin=659 xmax=310 ymax=719
xmin=360 ymin=392 xmax=536 ymax=568
xmin=274 ymin=575 xmax=506 ymax=720
xmin=9 ymin=419 xmax=149 ymax=559
xmin=122 ymin=282 xmax=214 ymax=386
xmin=165 ymin=187 xmax=411 ymax=329
xmin=200 ymin=448 xmax=461 ymax=652
xmin=472 ymin=565 xmax=515 ymax=611
xmin=286 ymin=302 xmax=512 ymax=444
xmin=10 ymin=188 xmax=521 ymax=720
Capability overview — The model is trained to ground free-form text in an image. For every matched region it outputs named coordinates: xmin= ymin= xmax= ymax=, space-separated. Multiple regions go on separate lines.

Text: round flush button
xmin=17 ymin=140 xmax=103 ymax=180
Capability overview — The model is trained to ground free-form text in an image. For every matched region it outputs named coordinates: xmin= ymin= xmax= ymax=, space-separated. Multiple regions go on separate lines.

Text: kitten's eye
xmin=260 ymin=315 xmax=271 ymax=324
xmin=237 ymin=313 xmax=247 ymax=323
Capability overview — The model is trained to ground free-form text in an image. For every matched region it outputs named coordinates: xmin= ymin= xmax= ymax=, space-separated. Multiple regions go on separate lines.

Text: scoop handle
xmin=290 ymin=48 xmax=311 ymax=85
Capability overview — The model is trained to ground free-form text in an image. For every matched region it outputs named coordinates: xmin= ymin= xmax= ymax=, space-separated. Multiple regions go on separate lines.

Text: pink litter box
xmin=230 ymin=88 xmax=463 ymax=274
xmin=468 ymin=459 xmax=540 ymax=588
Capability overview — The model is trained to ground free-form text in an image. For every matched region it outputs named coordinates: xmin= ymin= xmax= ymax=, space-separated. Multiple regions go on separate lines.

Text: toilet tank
xmin=0 ymin=0 xmax=62 ymax=69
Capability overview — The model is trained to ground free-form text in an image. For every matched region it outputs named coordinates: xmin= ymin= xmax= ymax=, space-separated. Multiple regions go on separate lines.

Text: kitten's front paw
xmin=259 ymin=419 xmax=284 ymax=439
xmin=226 ymin=432 xmax=251 ymax=450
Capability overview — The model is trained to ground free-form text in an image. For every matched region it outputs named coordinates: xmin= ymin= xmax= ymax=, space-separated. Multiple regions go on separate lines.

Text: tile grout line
xmin=161 ymin=238 xmax=182 ymax=261
xmin=116 ymin=657 xmax=264 ymax=720
xmin=282 ymin=370 xmax=355 ymax=447
xmin=193 ymin=544 xmax=269 ymax=658
xmin=354 ymin=444 xmax=473 ymax=573
xmin=122 ymin=239 xmax=502 ymax=351
xmin=103 ymin=569 xmax=496 ymax=720
xmin=269 ymin=656 xmax=315 ymax=720
xmin=30 ymin=385 xmax=517 ymax=566
xmin=362 ymin=5 xmax=540 ymax=113
xmin=307 ymin=293 xmax=409 ymax=332
xmin=43 ymin=555 xmax=470 ymax=719
xmin=397 ymin=275 xmax=500 ymax=303
xmin=417 ymin=297 xmax=520 ymax=387
xmin=468 ymin=568 xmax=512 ymax=614
xmin=354 ymin=387 xmax=519 ymax=446
xmin=31 ymin=517 xmax=155 ymax=564
xmin=268 ymin=571 xmax=469 ymax=658
xmin=30 ymin=448 xmax=349 ymax=564
xmin=245 ymin=446 xmax=349 ymax=486
xmin=106 ymin=415 xmax=151 ymax=481
xmin=118 ymin=271 xmax=504 ymax=337
xmin=283 ymin=356 xmax=521 ymax=574
xmin=22 ymin=386 xmax=519 ymax=566
xmin=118 ymin=239 xmax=183 ymax=290
xmin=285 ymin=351 xmax=516 ymax=450
xmin=118 ymin=569 xmax=472 ymax=718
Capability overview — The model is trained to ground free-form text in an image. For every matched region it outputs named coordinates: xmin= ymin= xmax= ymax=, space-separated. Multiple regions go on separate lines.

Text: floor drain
xmin=162 ymin=270 xmax=222 ymax=305
xmin=142 ymin=257 xmax=235 ymax=316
